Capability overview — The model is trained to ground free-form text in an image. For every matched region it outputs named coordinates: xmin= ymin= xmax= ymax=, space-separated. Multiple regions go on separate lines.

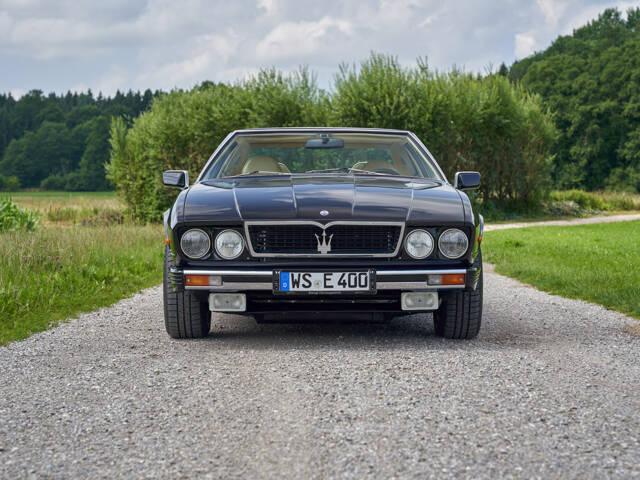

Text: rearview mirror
xmin=305 ymin=137 xmax=344 ymax=149
xmin=454 ymin=171 xmax=480 ymax=190
xmin=163 ymin=170 xmax=189 ymax=189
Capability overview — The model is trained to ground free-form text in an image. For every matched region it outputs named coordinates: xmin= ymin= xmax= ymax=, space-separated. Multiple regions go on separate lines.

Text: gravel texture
xmin=1 ymin=271 xmax=639 ymax=479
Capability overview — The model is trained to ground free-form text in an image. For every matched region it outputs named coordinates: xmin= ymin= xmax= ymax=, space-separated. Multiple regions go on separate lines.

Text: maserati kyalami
xmin=162 ymin=128 xmax=483 ymax=340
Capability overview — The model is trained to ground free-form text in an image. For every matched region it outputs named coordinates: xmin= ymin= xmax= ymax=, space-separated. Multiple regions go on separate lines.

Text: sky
xmin=0 ymin=0 xmax=637 ymax=98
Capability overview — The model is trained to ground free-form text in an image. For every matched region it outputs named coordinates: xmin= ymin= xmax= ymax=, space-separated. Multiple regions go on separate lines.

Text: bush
xmin=332 ymin=55 xmax=557 ymax=211
xmin=549 ymin=189 xmax=640 ymax=212
xmin=549 ymin=190 xmax=608 ymax=210
xmin=0 ymin=175 xmax=21 ymax=192
xmin=108 ymin=55 xmax=557 ymax=222
xmin=40 ymin=174 xmax=67 ymax=191
xmin=545 ymin=200 xmax=587 ymax=217
xmin=0 ymin=198 xmax=39 ymax=232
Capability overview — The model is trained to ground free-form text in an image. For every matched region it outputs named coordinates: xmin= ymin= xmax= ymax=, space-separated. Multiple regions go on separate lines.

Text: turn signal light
xmin=184 ymin=274 xmax=210 ymax=286
xmin=184 ymin=274 xmax=223 ymax=287
xmin=442 ymin=273 xmax=466 ymax=285
xmin=428 ymin=273 xmax=466 ymax=285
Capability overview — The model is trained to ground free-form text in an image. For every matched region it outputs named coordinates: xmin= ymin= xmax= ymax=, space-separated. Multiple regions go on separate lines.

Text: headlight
xmin=404 ymin=229 xmax=434 ymax=259
xmin=438 ymin=228 xmax=469 ymax=259
xmin=180 ymin=228 xmax=211 ymax=259
xmin=215 ymin=229 xmax=244 ymax=259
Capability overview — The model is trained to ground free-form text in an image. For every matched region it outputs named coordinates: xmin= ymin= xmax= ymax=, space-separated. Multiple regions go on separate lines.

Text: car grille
xmin=246 ymin=222 xmax=404 ymax=257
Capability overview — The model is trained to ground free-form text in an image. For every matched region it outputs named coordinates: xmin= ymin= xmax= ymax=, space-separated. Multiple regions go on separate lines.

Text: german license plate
xmin=277 ymin=271 xmax=372 ymax=292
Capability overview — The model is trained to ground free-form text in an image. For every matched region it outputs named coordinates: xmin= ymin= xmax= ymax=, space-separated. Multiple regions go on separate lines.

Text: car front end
xmin=162 ymin=128 xmax=484 ymax=339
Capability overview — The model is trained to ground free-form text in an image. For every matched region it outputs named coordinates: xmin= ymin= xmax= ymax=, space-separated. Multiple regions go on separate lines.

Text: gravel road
xmin=1 ymin=271 xmax=639 ymax=479
xmin=484 ymin=212 xmax=640 ymax=231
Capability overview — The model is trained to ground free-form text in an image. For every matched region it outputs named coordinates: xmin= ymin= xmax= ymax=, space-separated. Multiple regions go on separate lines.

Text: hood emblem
xmin=320 ymin=210 xmax=329 ymax=216
xmin=315 ymin=231 xmax=334 ymax=254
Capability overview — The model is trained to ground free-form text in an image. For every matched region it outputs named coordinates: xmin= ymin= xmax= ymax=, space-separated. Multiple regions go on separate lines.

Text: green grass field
xmin=0 ymin=192 xmax=163 ymax=345
xmin=484 ymin=221 xmax=640 ymax=320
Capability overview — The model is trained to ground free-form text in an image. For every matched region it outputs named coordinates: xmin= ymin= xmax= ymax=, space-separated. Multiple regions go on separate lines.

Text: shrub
xmin=0 ymin=175 xmax=21 ymax=192
xmin=549 ymin=190 xmax=608 ymax=210
xmin=108 ymin=55 xmax=557 ymax=221
xmin=333 ymin=55 xmax=557 ymax=211
xmin=107 ymin=83 xmax=254 ymax=221
xmin=549 ymin=189 xmax=640 ymax=212
xmin=0 ymin=198 xmax=39 ymax=232
xmin=40 ymin=174 xmax=67 ymax=191
xmin=546 ymin=200 xmax=586 ymax=217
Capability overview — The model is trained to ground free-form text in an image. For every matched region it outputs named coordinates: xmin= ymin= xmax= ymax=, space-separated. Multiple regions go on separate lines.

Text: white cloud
xmin=256 ymin=16 xmax=353 ymax=61
xmin=515 ymin=32 xmax=537 ymax=58
xmin=136 ymin=30 xmax=240 ymax=89
xmin=536 ymin=0 xmax=567 ymax=25
xmin=0 ymin=0 xmax=636 ymax=94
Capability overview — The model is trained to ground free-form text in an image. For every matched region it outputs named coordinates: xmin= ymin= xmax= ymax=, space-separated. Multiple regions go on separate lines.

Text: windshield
xmin=201 ymin=132 xmax=442 ymax=180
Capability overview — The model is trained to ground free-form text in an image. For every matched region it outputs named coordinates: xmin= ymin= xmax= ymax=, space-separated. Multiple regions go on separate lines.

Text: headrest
xmin=242 ymin=156 xmax=281 ymax=173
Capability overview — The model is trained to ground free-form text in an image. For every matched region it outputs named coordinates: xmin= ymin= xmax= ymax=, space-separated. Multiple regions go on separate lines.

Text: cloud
xmin=135 ymin=29 xmax=241 ymax=89
xmin=515 ymin=32 xmax=537 ymax=58
xmin=0 ymin=0 xmax=635 ymax=95
xmin=255 ymin=16 xmax=353 ymax=62
xmin=536 ymin=0 xmax=568 ymax=25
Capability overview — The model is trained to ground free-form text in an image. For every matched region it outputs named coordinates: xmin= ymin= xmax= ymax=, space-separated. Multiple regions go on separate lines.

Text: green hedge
xmin=108 ymin=54 xmax=557 ymax=222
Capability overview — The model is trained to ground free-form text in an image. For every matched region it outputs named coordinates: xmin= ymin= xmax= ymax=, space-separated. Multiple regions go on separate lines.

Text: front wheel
xmin=163 ymin=246 xmax=211 ymax=339
xmin=433 ymin=252 xmax=483 ymax=339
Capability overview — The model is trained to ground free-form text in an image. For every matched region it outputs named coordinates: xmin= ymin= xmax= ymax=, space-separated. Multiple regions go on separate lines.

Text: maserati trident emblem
xmin=315 ymin=231 xmax=334 ymax=254
xmin=320 ymin=210 xmax=329 ymax=216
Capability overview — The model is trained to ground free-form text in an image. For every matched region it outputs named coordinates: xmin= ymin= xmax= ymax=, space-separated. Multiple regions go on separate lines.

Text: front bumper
xmin=179 ymin=268 xmax=472 ymax=291
xmin=170 ymin=267 xmax=479 ymax=314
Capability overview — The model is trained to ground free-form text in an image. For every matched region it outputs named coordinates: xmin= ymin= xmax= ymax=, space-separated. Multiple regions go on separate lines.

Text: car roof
xmin=230 ymin=127 xmax=412 ymax=136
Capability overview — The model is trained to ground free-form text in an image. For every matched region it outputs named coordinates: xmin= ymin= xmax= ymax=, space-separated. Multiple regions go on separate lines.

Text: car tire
xmin=433 ymin=251 xmax=483 ymax=339
xmin=163 ymin=246 xmax=211 ymax=339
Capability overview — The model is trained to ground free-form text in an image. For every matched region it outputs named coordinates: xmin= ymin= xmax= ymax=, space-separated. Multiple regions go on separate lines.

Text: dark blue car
xmin=162 ymin=128 xmax=483 ymax=339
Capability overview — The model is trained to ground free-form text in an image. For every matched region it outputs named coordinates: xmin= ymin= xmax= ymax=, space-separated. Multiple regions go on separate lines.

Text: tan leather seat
xmin=242 ymin=156 xmax=286 ymax=174
xmin=390 ymin=144 xmax=416 ymax=176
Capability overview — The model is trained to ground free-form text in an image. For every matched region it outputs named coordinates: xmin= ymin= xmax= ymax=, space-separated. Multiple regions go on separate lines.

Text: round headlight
xmin=180 ymin=228 xmax=211 ymax=259
xmin=404 ymin=229 xmax=434 ymax=259
xmin=215 ymin=229 xmax=244 ymax=259
xmin=438 ymin=228 xmax=469 ymax=259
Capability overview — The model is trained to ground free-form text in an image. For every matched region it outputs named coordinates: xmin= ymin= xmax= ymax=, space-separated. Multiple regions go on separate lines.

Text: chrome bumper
xmin=181 ymin=268 xmax=470 ymax=291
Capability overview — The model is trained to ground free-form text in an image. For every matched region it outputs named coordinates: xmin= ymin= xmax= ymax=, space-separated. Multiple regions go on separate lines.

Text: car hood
xmin=182 ymin=176 xmax=467 ymax=225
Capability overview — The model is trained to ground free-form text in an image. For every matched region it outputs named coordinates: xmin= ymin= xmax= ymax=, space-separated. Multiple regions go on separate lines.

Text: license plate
xmin=277 ymin=271 xmax=373 ymax=292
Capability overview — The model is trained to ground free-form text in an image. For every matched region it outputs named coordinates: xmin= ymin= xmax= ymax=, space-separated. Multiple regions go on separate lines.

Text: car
xmin=162 ymin=127 xmax=484 ymax=339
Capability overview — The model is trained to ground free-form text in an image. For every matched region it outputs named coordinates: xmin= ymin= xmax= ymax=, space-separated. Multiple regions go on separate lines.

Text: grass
xmin=479 ymin=190 xmax=640 ymax=222
xmin=0 ymin=222 xmax=163 ymax=345
xmin=484 ymin=221 xmax=640 ymax=322
xmin=8 ymin=191 xmax=127 ymax=226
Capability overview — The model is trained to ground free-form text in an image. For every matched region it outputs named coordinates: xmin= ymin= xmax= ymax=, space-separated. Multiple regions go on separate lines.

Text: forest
xmin=0 ymin=89 xmax=159 ymax=191
xmin=1 ymin=7 xmax=638 ymax=210
xmin=508 ymin=7 xmax=640 ymax=193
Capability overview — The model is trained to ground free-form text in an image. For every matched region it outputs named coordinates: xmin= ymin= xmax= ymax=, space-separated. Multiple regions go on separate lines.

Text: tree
xmin=76 ymin=116 xmax=111 ymax=190
xmin=510 ymin=7 xmax=640 ymax=191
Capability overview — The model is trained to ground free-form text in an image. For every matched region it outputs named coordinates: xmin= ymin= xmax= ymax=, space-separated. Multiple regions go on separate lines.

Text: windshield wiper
xmin=304 ymin=167 xmax=386 ymax=175
xmin=224 ymin=170 xmax=290 ymax=178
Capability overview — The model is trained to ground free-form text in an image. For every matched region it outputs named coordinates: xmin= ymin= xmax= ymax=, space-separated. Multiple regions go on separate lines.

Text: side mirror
xmin=454 ymin=171 xmax=480 ymax=190
xmin=163 ymin=170 xmax=189 ymax=189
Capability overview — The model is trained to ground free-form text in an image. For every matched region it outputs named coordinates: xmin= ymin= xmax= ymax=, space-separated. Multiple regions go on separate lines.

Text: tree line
xmin=0 ymin=89 xmax=159 ymax=191
xmin=506 ymin=7 xmax=640 ymax=192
